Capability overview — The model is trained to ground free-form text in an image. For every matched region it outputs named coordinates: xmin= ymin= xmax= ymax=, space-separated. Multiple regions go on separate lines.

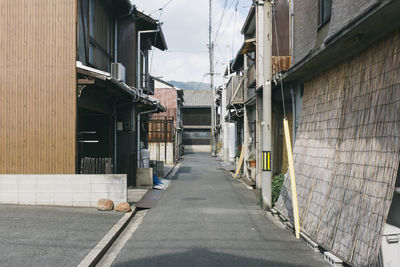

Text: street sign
xmin=262 ymin=151 xmax=271 ymax=171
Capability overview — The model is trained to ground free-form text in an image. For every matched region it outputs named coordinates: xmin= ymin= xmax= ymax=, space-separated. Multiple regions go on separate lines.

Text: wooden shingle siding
xmin=276 ymin=29 xmax=400 ymax=266
xmin=0 ymin=0 xmax=77 ymax=173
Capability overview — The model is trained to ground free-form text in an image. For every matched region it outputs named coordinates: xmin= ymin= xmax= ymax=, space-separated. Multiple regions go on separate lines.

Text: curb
xmin=79 ymin=160 xmax=182 ymax=266
xmin=78 ymin=205 xmax=138 ymax=267
xmin=165 ymin=160 xmax=181 ymax=178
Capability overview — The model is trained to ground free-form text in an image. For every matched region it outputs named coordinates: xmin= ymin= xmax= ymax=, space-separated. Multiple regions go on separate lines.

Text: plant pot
xmin=249 ymin=160 xmax=256 ymax=167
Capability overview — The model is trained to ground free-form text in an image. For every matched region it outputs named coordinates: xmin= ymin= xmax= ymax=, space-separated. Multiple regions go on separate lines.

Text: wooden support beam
xmin=234 ymin=146 xmax=245 ymax=179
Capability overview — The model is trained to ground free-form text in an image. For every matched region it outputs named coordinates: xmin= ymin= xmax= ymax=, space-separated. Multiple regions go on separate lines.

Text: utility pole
xmin=262 ymin=0 xmax=272 ymax=209
xmin=209 ymin=0 xmax=216 ymax=156
xmin=255 ymin=0 xmax=265 ymax=189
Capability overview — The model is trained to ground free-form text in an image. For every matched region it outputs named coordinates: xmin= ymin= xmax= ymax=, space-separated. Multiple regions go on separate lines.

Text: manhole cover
xmin=181 ymin=197 xmax=207 ymax=201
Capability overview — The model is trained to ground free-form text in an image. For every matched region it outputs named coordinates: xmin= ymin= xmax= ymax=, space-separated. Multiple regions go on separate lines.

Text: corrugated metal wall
xmin=0 ymin=0 xmax=77 ymax=173
xmin=152 ymin=88 xmax=177 ymax=125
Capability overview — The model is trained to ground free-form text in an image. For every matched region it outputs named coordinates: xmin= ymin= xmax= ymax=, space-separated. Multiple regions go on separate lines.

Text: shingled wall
xmin=275 ymin=29 xmax=400 ymax=266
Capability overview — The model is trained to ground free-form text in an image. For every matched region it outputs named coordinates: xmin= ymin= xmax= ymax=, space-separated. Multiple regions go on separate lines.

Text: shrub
xmin=272 ymin=173 xmax=285 ymax=205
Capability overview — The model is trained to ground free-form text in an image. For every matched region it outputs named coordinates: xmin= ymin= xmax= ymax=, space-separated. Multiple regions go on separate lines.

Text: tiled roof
xmin=183 ymin=90 xmax=213 ymax=107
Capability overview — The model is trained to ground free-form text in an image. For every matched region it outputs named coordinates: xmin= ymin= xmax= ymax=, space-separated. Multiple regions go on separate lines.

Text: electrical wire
xmin=231 ymin=1 xmax=239 ymax=58
xmin=149 ymin=0 xmax=174 ymax=73
xmin=213 ymin=0 xmax=229 ymax=42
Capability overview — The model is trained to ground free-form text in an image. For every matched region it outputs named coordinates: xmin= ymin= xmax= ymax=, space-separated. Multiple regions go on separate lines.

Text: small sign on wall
xmin=262 ymin=151 xmax=271 ymax=171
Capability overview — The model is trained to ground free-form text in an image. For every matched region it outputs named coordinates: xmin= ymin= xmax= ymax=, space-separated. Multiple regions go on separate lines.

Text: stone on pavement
xmin=97 ymin=199 xmax=114 ymax=211
xmin=115 ymin=202 xmax=131 ymax=212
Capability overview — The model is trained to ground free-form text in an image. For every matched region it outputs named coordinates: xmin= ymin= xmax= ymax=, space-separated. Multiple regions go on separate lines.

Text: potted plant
xmin=247 ymin=152 xmax=256 ymax=167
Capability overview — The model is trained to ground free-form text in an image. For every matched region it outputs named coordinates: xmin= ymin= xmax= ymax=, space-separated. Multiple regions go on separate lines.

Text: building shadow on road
xmin=112 ymin=247 xmax=312 ymax=267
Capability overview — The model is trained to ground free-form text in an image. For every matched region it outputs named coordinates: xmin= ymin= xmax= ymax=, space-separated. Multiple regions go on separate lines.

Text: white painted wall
xmin=221 ymin=86 xmax=236 ymax=162
xmin=0 ymin=174 xmax=127 ymax=207
xmin=184 ymin=145 xmax=211 ymax=153
xmin=149 ymin=142 xmax=174 ymax=164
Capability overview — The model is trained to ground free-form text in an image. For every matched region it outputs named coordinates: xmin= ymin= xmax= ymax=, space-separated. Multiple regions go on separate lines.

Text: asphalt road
xmin=111 ymin=152 xmax=328 ymax=267
xmin=0 ymin=205 xmax=122 ymax=266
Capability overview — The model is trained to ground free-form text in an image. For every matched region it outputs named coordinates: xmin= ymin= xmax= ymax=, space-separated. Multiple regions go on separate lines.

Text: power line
xmin=149 ymin=0 xmax=175 ymax=73
xmin=231 ymin=1 xmax=239 ymax=58
xmin=213 ymin=0 xmax=239 ymax=44
xmin=212 ymin=0 xmax=229 ymax=42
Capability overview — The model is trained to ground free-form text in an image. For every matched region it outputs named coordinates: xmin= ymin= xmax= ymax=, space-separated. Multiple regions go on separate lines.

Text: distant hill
xmin=168 ymin=80 xmax=211 ymax=90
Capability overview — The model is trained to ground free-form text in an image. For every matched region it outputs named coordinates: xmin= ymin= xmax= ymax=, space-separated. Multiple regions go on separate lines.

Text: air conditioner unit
xmin=111 ymin=63 xmax=126 ymax=83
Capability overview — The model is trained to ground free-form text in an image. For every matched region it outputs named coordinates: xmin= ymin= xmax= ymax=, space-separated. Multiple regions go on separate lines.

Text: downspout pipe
xmin=137 ymin=105 xmax=159 ymax=168
xmin=137 ymin=29 xmax=160 ymax=89
xmin=290 ymin=0 xmax=294 ymax=58
xmin=114 ymin=101 xmax=118 ymax=173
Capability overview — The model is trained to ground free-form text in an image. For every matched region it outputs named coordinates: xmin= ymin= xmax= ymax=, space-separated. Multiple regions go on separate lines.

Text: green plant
xmin=248 ymin=151 xmax=256 ymax=161
xmin=235 ymin=147 xmax=242 ymax=158
xmin=272 ymin=173 xmax=285 ymax=206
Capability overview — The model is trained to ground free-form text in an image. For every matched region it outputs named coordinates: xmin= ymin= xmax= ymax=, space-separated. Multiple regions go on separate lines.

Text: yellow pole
xmin=283 ymin=117 xmax=300 ymax=239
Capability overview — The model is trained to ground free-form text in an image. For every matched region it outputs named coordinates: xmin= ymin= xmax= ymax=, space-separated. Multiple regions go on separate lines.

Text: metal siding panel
xmin=0 ymin=0 xmax=77 ymax=174
xmin=152 ymin=88 xmax=178 ymax=122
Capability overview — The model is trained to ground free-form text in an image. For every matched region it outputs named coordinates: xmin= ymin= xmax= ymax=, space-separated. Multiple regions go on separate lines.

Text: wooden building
xmin=182 ymin=90 xmax=213 ymax=153
xmin=0 ymin=0 xmax=167 ymax=187
xmin=148 ymin=78 xmax=184 ymax=164
xmin=223 ymin=0 xmax=291 ymax=184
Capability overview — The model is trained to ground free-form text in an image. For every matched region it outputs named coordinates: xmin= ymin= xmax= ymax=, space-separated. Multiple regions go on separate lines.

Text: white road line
xmin=96 ymin=210 xmax=148 ymax=267
xmin=78 ymin=207 xmax=137 ymax=267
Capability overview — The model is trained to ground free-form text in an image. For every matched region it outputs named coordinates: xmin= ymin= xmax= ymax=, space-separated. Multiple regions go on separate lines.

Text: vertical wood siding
xmin=0 ymin=0 xmax=77 ymax=173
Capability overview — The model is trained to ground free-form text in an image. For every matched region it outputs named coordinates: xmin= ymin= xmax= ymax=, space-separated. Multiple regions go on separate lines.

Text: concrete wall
xmin=0 ymin=174 xmax=127 ymax=207
xmin=149 ymin=142 xmax=174 ymax=164
xmin=184 ymin=145 xmax=211 ymax=153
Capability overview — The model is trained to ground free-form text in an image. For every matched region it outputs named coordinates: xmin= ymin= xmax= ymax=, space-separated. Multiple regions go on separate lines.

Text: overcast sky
xmin=132 ymin=0 xmax=250 ymax=87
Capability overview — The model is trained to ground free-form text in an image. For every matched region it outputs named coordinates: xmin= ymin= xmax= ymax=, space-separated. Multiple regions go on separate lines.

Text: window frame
xmin=318 ymin=0 xmax=332 ymax=29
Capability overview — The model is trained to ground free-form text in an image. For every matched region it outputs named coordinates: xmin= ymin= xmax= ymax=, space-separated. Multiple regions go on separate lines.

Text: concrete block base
xmin=136 ymin=168 xmax=153 ymax=189
xmin=0 ymin=174 xmax=127 ymax=207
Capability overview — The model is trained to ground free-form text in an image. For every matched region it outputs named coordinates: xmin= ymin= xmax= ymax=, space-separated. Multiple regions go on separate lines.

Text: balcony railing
xmin=246 ymin=63 xmax=256 ymax=88
xmin=141 ymin=73 xmax=154 ymax=95
xmin=226 ymin=75 xmax=244 ymax=107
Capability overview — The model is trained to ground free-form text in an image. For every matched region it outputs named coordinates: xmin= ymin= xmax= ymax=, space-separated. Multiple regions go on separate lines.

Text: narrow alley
xmin=1 ymin=1 xmax=399 ymax=266
xmin=107 ymin=153 xmax=327 ymax=267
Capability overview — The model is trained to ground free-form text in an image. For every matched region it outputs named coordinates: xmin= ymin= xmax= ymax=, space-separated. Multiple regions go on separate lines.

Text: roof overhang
xmin=241 ymin=38 xmax=256 ymax=54
xmin=76 ymin=61 xmax=165 ymax=111
xmin=109 ymin=0 xmax=133 ymax=16
xmin=77 ymin=61 xmax=139 ymax=98
xmin=283 ymin=0 xmax=400 ymax=83
xmin=138 ymin=93 xmax=166 ymax=112
xmin=231 ymin=38 xmax=256 ymax=72
xmin=135 ymin=7 xmax=168 ymax=51
xmin=241 ymin=5 xmax=255 ymax=35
